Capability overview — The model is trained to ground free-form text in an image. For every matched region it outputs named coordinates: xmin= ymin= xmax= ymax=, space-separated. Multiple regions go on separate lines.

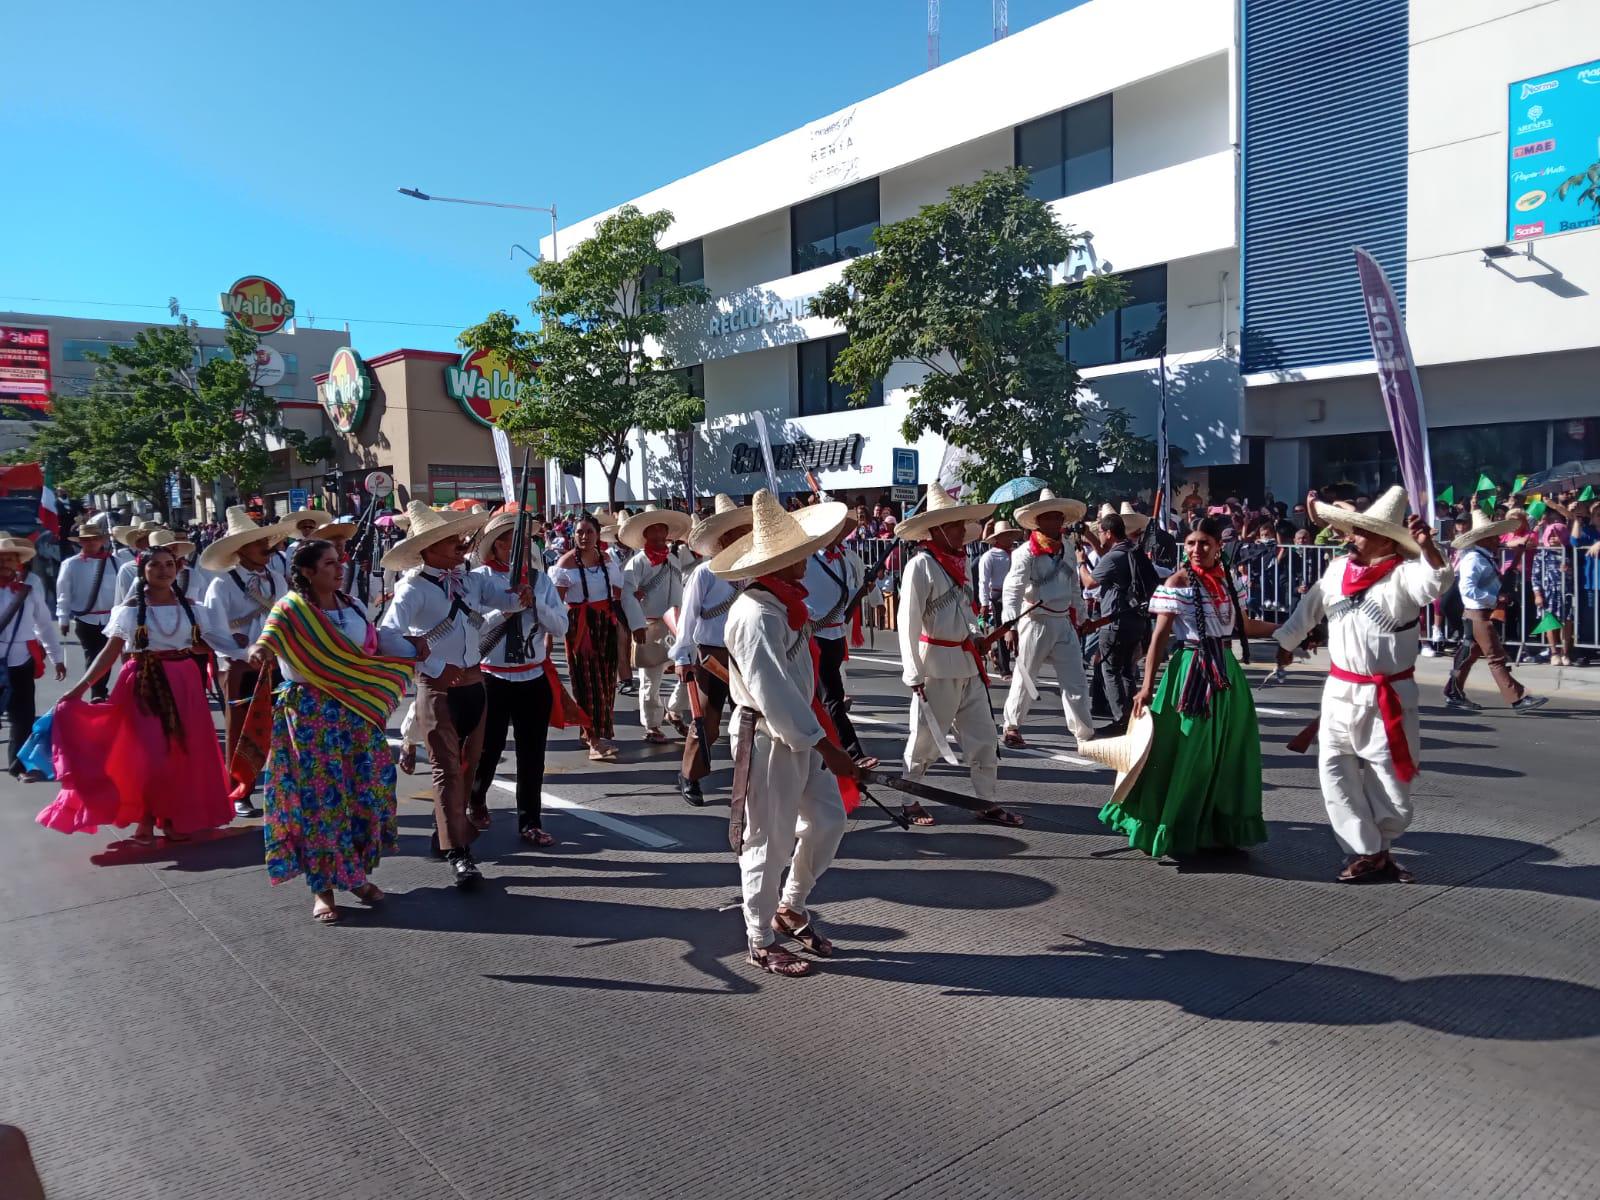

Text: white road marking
xmin=386 ymin=737 xmax=678 ymax=850
xmin=1255 ymin=706 xmax=1298 ymax=717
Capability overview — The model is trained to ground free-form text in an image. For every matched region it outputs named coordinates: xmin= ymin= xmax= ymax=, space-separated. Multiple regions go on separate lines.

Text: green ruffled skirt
xmin=1098 ymin=646 xmax=1266 ymax=857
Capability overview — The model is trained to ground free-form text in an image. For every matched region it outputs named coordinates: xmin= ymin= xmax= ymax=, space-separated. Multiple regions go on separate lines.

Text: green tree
xmin=17 ymin=318 xmax=329 ymax=508
xmin=460 ymin=205 xmax=709 ymax=508
xmin=811 ymin=167 xmax=1155 ymax=502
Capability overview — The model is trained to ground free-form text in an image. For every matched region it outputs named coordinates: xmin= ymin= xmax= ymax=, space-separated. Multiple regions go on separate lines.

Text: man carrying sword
xmin=672 ymin=495 xmax=754 ymax=806
xmin=895 ymin=485 xmax=1023 ymax=828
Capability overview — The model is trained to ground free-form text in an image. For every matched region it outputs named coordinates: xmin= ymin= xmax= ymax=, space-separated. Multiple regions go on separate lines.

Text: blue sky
xmin=2 ymin=0 xmax=1085 ymax=355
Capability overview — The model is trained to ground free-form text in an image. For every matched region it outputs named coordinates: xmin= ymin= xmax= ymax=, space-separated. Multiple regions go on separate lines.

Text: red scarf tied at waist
xmin=753 ymin=573 xmax=861 ymax=812
xmin=1329 ymin=663 xmax=1419 ymax=783
xmin=1342 ymin=555 xmax=1402 ymax=596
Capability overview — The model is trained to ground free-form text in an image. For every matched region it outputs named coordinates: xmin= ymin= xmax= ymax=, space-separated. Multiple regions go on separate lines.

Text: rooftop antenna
xmin=993 ymin=0 xmax=1008 ymax=40
xmin=927 ymin=0 xmax=940 ymax=69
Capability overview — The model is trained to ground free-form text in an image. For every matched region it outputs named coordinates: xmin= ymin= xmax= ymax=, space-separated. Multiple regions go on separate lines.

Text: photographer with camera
xmin=1081 ymin=505 xmax=1160 ymax=737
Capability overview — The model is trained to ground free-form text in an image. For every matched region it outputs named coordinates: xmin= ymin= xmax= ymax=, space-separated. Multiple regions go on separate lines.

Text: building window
xmin=673 ymin=363 xmax=704 ymax=400
xmin=1015 ymin=94 xmax=1113 ymax=202
xmin=1307 ymin=420 xmax=1553 ymax=504
xmin=281 ymin=352 xmax=298 ymax=376
xmin=1064 ymin=265 xmax=1167 ymax=368
xmin=642 ymin=239 xmax=705 ymax=310
xmin=797 ymin=334 xmax=883 ymax=416
xmin=791 ymin=179 xmax=879 ymax=274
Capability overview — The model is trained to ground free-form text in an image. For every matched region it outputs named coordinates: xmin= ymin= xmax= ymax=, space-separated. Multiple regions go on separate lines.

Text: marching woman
xmin=468 ymin=510 xmax=570 ymax=846
xmin=1096 ymin=517 xmax=1278 ymax=859
xmin=552 ymin=511 xmax=627 ymax=762
xmin=247 ymin=539 xmax=418 ymax=923
xmin=38 ymin=545 xmax=236 ymax=846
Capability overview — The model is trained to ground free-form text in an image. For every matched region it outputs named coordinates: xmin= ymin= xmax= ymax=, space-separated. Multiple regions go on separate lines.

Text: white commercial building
xmin=549 ymin=0 xmax=1600 ymax=509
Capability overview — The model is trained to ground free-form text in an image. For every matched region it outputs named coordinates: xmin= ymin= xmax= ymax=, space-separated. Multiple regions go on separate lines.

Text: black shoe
xmin=1442 ymin=687 xmax=1481 ymax=711
xmin=677 ymin=773 xmax=705 ymax=807
xmin=233 ymin=798 xmax=262 ymax=818
xmin=1511 ymin=694 xmax=1549 ymax=714
xmin=618 ymin=680 xmax=639 ymax=696
xmin=447 ymin=851 xmax=481 ymax=889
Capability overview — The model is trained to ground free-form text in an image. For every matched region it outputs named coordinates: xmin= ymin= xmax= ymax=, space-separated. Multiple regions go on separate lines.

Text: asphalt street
xmin=2 ymin=634 xmax=1597 ymax=1200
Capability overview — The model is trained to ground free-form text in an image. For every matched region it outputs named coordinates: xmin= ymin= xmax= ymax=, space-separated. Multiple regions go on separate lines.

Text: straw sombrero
xmin=278 ymin=509 xmax=333 ymax=538
xmin=1450 ymin=508 xmax=1518 ymax=552
xmin=471 ymin=510 xmax=523 ymax=567
xmin=381 ymin=501 xmax=492 ymax=571
xmin=1312 ymin=486 xmax=1420 ymax=557
xmin=72 ymin=520 xmax=111 ymax=540
xmin=710 ymin=490 xmax=848 ymax=581
xmin=147 ymin=529 xmax=196 ymax=559
xmin=0 ymin=536 xmax=37 ymax=564
xmin=1077 ymin=711 xmax=1154 ymax=806
xmin=199 ymin=506 xmax=286 ymax=571
xmin=618 ymin=504 xmax=693 ymax=551
xmin=318 ymin=520 xmax=358 ymax=541
xmin=983 ymin=519 xmax=1024 ymax=546
xmin=895 ymin=483 xmax=998 ymax=542
xmin=1015 ymin=488 xmax=1087 ymax=531
xmin=689 ymin=494 xmax=754 ymax=557
xmin=111 ymin=517 xmax=165 ymax=548
xmin=1097 ymin=502 xmax=1149 ymax=535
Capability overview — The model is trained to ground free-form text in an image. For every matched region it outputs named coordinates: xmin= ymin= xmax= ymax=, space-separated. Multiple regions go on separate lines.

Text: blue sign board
xmin=892 ymin=447 xmax=918 ymax=486
xmin=1506 ymin=57 xmax=1600 ymax=242
xmin=288 ymin=487 xmax=309 ymax=512
xmin=167 ymin=475 xmax=182 ymax=510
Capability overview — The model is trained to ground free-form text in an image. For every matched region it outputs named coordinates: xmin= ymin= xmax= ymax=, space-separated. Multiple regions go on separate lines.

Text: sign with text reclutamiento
xmin=1507 ymin=58 xmax=1600 ymax=242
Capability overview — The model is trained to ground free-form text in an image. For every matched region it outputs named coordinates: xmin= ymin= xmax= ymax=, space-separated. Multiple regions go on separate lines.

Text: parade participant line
xmin=384 ymin=737 xmax=678 ymax=850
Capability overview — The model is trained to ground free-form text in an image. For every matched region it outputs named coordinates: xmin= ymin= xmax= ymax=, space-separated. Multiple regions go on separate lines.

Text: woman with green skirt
xmin=1098 ymin=517 xmax=1279 ymax=858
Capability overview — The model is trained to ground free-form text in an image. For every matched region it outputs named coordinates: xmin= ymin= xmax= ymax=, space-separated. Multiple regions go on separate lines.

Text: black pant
xmin=471 ymin=673 xmax=554 ymax=829
xmin=986 ymin=597 xmax=1011 ymax=673
xmin=75 ymin=620 xmax=110 ymax=701
xmin=5 ymin=663 xmax=35 ymax=774
xmin=815 ymin=635 xmax=865 ymax=758
xmin=1096 ymin=616 xmax=1148 ymax=731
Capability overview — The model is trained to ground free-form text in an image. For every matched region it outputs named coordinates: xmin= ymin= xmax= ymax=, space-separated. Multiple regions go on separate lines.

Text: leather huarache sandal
xmin=521 ymin=825 xmax=556 ymax=847
xmin=351 ymin=882 xmax=384 ymax=905
xmin=1002 ymin=729 xmax=1028 ymax=749
xmin=773 ymin=908 xmax=833 ymax=957
xmin=901 ymin=802 xmax=936 ymax=827
xmin=1337 ymin=853 xmax=1389 ymax=883
xmin=468 ymin=803 xmax=492 ymax=831
xmin=1384 ymin=855 xmax=1416 ymax=884
xmin=397 ymin=745 xmax=417 ymax=775
xmin=977 ymin=805 xmax=1024 ymax=828
xmin=643 ymin=728 xmax=671 ymax=745
xmin=747 ymin=942 xmax=812 ymax=977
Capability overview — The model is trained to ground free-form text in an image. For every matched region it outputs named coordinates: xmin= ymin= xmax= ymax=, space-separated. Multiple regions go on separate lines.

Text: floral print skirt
xmin=264 ymin=682 xmax=398 ymax=893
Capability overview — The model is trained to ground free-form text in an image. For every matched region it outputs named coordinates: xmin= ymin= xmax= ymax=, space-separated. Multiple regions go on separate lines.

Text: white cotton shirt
xmin=104 ymin=598 xmax=235 ymax=656
xmin=470 ymin=564 xmax=567 ymax=679
xmin=898 ymin=552 xmax=979 ymax=686
xmin=1002 ymin=539 xmax=1083 ymax=622
xmin=673 ymin=561 xmax=743 ymax=664
xmin=726 ymin=588 xmax=824 ymax=752
xmin=0 ymin=578 xmax=63 ymax=668
xmin=1148 ymin=576 xmax=1247 ymax=643
xmin=55 ymin=553 xmax=120 ymax=626
xmin=550 ymin=559 xmax=624 ymax=605
xmin=204 ymin=566 xmax=289 ymax=661
xmin=1275 ymin=556 xmax=1451 ymax=681
xmin=977 ymin=546 xmax=1011 ymax=599
xmin=622 ymin=547 xmax=689 ymax=622
xmin=378 ymin=567 xmax=488 ymax=678
xmin=802 ymin=549 xmax=862 ymax=641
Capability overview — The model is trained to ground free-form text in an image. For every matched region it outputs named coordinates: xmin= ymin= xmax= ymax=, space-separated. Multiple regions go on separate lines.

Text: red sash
xmin=919 ymin=633 xmax=989 ymax=688
xmin=1329 ymin=663 xmax=1418 ymax=783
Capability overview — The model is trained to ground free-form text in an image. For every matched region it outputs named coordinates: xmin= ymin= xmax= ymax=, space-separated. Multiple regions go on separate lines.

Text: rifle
xmin=478 ymin=448 xmax=535 ymax=661
xmin=683 ymin=672 xmax=714 ymax=779
xmin=343 ymin=494 xmax=382 ymax=605
xmin=844 ymin=543 xmax=902 ymax=622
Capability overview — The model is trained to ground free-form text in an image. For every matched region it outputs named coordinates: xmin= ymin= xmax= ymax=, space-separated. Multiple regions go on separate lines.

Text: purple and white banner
xmin=1355 ymin=248 xmax=1435 ymax=521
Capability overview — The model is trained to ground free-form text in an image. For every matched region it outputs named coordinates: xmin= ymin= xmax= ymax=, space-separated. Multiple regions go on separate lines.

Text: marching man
xmin=1273 ymin=486 xmax=1451 ymax=883
xmin=56 ymin=520 xmax=120 ymax=702
xmin=1001 ymin=488 xmax=1095 ymax=749
xmin=896 ymin=485 xmax=1022 ymax=828
xmin=672 ymin=495 xmax=754 ymax=806
xmin=618 ymin=505 xmax=695 ymax=744
xmin=711 ymin=490 xmax=859 ymax=979
xmin=803 ymin=520 xmax=876 ymax=768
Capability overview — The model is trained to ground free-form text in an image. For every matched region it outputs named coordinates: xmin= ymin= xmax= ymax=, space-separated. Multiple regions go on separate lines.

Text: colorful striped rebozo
xmin=257 ymin=590 xmax=413 ymax=728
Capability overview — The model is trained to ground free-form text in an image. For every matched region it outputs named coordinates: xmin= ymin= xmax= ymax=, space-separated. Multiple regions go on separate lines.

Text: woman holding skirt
xmin=38 ymin=545 xmax=236 ymax=845
xmin=551 ymin=512 xmax=625 ymax=763
xmin=1098 ymin=517 xmax=1279 ymax=859
xmin=249 ymin=539 xmax=418 ymax=924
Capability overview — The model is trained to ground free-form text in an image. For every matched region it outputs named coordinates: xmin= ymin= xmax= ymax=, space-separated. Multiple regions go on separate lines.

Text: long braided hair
xmin=130 ymin=547 xmax=203 ymax=745
xmin=1176 ymin=518 xmax=1250 ymax=718
xmin=288 ymin=538 xmax=355 ymax=608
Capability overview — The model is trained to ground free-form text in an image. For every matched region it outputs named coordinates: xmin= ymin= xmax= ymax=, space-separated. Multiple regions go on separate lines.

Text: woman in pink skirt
xmin=37 ymin=545 xmax=236 ymax=845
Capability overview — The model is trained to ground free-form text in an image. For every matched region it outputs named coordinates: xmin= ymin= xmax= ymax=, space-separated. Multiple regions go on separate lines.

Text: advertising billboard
xmin=0 ymin=326 xmax=51 ymax=415
xmin=1506 ymin=57 xmax=1600 ymax=242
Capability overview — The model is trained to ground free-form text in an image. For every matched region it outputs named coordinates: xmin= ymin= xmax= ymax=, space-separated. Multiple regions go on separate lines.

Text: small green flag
xmin=1436 ymin=485 xmax=1454 ymax=505
xmin=1513 ymin=474 xmax=1529 ymax=495
xmin=1474 ymin=473 xmax=1496 ymax=494
xmin=1480 ymin=496 xmax=1496 ymax=515
xmin=1527 ymin=499 xmax=1548 ymax=521
xmin=1529 ymin=612 xmax=1563 ymax=637
xmin=1581 ymin=485 xmax=1596 ymax=501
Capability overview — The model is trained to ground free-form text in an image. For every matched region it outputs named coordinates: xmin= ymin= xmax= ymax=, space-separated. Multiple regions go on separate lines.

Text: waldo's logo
xmin=444 ymin=346 xmax=529 ymax=428
xmin=319 ymin=347 xmax=370 ymax=434
xmin=220 ymin=276 xmax=295 ymax=334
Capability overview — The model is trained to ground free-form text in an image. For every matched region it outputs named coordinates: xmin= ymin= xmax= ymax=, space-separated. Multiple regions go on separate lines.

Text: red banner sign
xmin=0 ymin=326 xmax=51 ymax=413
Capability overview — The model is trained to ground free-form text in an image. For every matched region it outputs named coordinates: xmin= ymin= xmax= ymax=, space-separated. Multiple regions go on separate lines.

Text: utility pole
xmin=993 ymin=0 xmax=1008 ymax=41
xmin=927 ymin=0 xmax=940 ymax=70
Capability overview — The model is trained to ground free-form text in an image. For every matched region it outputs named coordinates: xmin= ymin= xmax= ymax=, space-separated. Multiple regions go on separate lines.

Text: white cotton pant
xmin=904 ymin=675 xmax=998 ymax=802
xmin=637 ymin=659 xmax=670 ymax=730
xmin=739 ymin=728 xmax=847 ymax=948
xmin=399 ymin=699 xmax=418 ymax=749
xmin=1317 ymin=678 xmax=1420 ymax=856
xmin=1002 ymin=615 xmax=1094 ymax=740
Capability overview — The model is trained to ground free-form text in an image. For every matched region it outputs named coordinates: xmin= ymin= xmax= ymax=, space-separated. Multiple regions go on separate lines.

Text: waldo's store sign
xmin=220 ymin=276 xmax=296 ymax=334
xmin=444 ymin=346 xmax=528 ymax=428
xmin=319 ymin=347 xmax=371 ymax=434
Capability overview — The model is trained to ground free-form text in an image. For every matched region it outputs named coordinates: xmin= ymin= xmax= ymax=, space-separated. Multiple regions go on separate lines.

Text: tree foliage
xmin=19 ymin=318 xmax=326 ymax=509
xmin=460 ymin=205 xmax=709 ymax=508
xmin=811 ymin=167 xmax=1157 ymax=502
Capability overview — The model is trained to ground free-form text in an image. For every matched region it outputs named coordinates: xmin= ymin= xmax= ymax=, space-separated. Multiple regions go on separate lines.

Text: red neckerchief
xmin=0 ymin=574 xmax=19 ymax=592
xmin=824 ymin=546 xmax=843 ymax=562
xmin=1342 ymin=555 xmax=1402 ymax=596
xmin=643 ymin=545 xmax=670 ymax=567
xmin=1029 ymin=531 xmax=1061 ymax=557
xmin=485 ymin=556 xmax=510 ymax=573
xmin=925 ymin=541 xmax=968 ymax=587
xmin=754 ymin=573 xmax=809 ymax=630
xmin=83 ymin=550 xmax=109 ymax=560
xmin=1191 ymin=560 xmax=1229 ymax=606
